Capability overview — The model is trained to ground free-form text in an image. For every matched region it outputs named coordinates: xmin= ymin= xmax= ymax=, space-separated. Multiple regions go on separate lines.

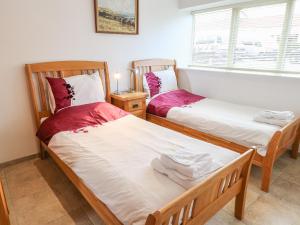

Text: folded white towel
xmin=254 ymin=117 xmax=291 ymax=127
xmin=160 ymin=154 xmax=214 ymax=179
xmin=151 ymin=158 xmax=222 ymax=189
xmin=257 ymin=110 xmax=295 ymax=120
xmin=254 ymin=110 xmax=295 ymax=127
xmin=161 ymin=151 xmax=210 ymax=166
xmin=151 ymin=158 xmax=200 ymax=189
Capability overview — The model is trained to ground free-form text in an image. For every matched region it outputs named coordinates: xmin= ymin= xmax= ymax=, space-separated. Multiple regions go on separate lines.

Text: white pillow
xmin=143 ymin=68 xmax=178 ymax=97
xmin=154 ymin=69 xmax=178 ymax=93
xmin=47 ymin=71 xmax=105 ymax=113
xmin=143 ymin=75 xmax=151 ymax=98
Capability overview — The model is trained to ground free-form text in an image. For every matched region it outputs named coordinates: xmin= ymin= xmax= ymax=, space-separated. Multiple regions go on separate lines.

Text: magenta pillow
xmin=46 ymin=77 xmax=72 ymax=113
xmin=145 ymin=72 xmax=162 ymax=97
xmin=46 ymin=72 xmax=105 ymax=113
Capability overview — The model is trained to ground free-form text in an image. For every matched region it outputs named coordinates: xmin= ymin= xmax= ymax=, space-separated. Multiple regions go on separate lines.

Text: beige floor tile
xmin=13 ymin=189 xmax=62 ymax=215
xmin=54 ymin=185 xmax=86 ymax=212
xmin=4 ymin=159 xmax=52 ymax=200
xmin=244 ymin=194 xmax=300 ymax=225
xmin=14 ymin=191 xmax=67 ymax=225
xmin=81 ymin=201 xmax=105 ymax=225
xmin=4 ymin=159 xmax=37 ymax=176
xmin=46 ymin=215 xmax=77 ymax=225
xmin=206 ymin=209 xmax=246 ymax=225
xmin=7 ymin=175 xmax=50 ymax=200
xmin=47 ymin=208 xmax=93 ymax=225
xmin=6 ymin=164 xmax=42 ymax=186
xmin=269 ymin=176 xmax=300 ymax=208
xmin=223 ymin=186 xmax=261 ymax=215
xmin=0 ymin=168 xmax=5 ymax=179
xmin=280 ymin=160 xmax=300 ymax=186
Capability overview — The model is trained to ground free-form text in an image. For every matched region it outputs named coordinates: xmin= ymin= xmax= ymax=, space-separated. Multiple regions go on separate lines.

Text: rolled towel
xmin=151 ymin=158 xmax=223 ymax=189
xmin=161 ymin=151 xmax=210 ymax=166
xmin=161 ymin=154 xmax=217 ymax=179
xmin=254 ymin=110 xmax=295 ymax=127
xmin=257 ymin=110 xmax=295 ymax=120
xmin=254 ymin=117 xmax=291 ymax=127
xmin=151 ymin=158 xmax=200 ymax=189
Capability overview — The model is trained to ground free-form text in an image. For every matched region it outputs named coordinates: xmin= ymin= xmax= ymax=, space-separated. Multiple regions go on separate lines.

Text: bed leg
xmin=234 ymin=186 xmax=246 ymax=220
xmin=291 ymin=129 xmax=300 ymax=159
xmin=235 ymin=150 xmax=255 ymax=220
xmin=291 ymin=141 xmax=299 ymax=159
xmin=261 ymin=165 xmax=273 ymax=192
xmin=40 ymin=142 xmax=46 ymax=160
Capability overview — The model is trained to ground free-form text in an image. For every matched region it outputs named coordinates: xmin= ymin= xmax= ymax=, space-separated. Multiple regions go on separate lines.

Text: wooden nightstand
xmin=111 ymin=92 xmax=147 ymax=119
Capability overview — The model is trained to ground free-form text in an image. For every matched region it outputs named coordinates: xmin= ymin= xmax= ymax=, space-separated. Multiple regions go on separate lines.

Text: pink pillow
xmin=46 ymin=72 xmax=105 ymax=113
xmin=145 ymin=72 xmax=161 ymax=97
xmin=46 ymin=77 xmax=72 ymax=112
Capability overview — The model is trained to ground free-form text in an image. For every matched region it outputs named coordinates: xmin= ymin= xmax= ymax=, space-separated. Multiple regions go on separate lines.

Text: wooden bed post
xmin=261 ymin=163 xmax=274 ymax=193
xmin=145 ymin=211 xmax=160 ymax=225
xmin=235 ymin=150 xmax=254 ymax=219
xmin=261 ymin=131 xmax=281 ymax=192
xmin=291 ymin=125 xmax=300 ymax=159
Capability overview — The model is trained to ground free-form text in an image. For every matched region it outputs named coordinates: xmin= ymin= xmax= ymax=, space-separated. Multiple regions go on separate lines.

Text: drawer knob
xmin=132 ymin=103 xmax=139 ymax=108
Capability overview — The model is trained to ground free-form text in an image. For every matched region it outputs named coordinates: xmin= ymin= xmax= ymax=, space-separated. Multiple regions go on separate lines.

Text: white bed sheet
xmin=49 ymin=115 xmax=238 ymax=225
xmin=163 ymin=98 xmax=279 ymax=156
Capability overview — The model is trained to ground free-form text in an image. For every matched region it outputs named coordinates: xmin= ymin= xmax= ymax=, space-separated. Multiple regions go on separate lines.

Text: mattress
xmin=49 ymin=115 xmax=238 ymax=225
xmin=162 ymin=98 xmax=279 ymax=156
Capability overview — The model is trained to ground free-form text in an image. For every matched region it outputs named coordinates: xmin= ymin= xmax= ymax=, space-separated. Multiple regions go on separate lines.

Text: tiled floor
xmin=1 ymin=152 xmax=300 ymax=225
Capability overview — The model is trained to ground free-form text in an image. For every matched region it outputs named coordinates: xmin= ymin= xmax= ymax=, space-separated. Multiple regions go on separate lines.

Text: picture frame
xmin=94 ymin=0 xmax=139 ymax=35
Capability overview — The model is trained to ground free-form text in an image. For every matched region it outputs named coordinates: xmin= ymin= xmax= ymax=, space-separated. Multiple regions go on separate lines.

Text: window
xmin=285 ymin=0 xmax=300 ymax=71
xmin=192 ymin=0 xmax=300 ymax=73
xmin=193 ymin=9 xmax=232 ymax=66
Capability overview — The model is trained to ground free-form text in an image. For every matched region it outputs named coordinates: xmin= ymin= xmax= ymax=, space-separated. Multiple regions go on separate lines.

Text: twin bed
xmin=26 ymin=61 xmax=255 ymax=225
xmin=132 ymin=59 xmax=300 ymax=192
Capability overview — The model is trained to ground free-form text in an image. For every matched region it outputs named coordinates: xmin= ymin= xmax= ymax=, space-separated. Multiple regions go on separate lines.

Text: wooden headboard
xmin=132 ymin=59 xmax=178 ymax=92
xmin=26 ymin=61 xmax=111 ymax=128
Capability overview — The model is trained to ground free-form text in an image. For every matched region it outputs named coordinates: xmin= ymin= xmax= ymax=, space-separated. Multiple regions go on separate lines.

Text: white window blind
xmin=192 ymin=0 xmax=300 ymax=73
xmin=193 ymin=9 xmax=232 ymax=66
xmin=285 ymin=0 xmax=300 ymax=71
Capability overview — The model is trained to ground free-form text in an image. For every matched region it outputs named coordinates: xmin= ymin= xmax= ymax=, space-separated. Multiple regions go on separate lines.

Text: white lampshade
xmin=114 ymin=73 xmax=121 ymax=80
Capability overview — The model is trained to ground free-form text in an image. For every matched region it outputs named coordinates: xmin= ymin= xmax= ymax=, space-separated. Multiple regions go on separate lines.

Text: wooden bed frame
xmin=132 ymin=58 xmax=300 ymax=193
xmin=26 ymin=61 xmax=255 ymax=225
xmin=0 ymin=180 xmax=10 ymax=225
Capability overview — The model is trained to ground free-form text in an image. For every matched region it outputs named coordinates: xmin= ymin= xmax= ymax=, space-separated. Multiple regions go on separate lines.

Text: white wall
xmin=0 ymin=0 xmax=193 ymax=163
xmin=179 ymin=68 xmax=300 ymax=114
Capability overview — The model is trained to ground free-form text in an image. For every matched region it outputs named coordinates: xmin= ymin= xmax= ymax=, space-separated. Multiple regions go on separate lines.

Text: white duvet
xmin=49 ymin=115 xmax=238 ymax=225
xmin=162 ymin=98 xmax=279 ymax=156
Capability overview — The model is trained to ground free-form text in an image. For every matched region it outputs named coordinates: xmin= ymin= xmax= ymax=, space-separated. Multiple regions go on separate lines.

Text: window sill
xmin=178 ymin=66 xmax=300 ymax=79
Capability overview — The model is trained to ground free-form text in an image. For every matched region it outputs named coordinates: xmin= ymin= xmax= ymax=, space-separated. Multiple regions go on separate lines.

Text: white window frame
xmin=191 ymin=0 xmax=300 ymax=74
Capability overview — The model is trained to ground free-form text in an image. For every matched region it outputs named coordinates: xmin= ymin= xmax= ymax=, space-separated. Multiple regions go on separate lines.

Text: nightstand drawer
xmin=111 ymin=92 xmax=147 ymax=120
xmin=127 ymin=99 xmax=143 ymax=111
xmin=131 ymin=110 xmax=146 ymax=119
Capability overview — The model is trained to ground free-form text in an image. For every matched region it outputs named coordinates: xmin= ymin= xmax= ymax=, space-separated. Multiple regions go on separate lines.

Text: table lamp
xmin=114 ymin=73 xmax=121 ymax=95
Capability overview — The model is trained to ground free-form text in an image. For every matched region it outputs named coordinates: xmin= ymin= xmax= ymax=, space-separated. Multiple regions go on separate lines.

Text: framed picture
xmin=94 ymin=0 xmax=139 ymax=35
